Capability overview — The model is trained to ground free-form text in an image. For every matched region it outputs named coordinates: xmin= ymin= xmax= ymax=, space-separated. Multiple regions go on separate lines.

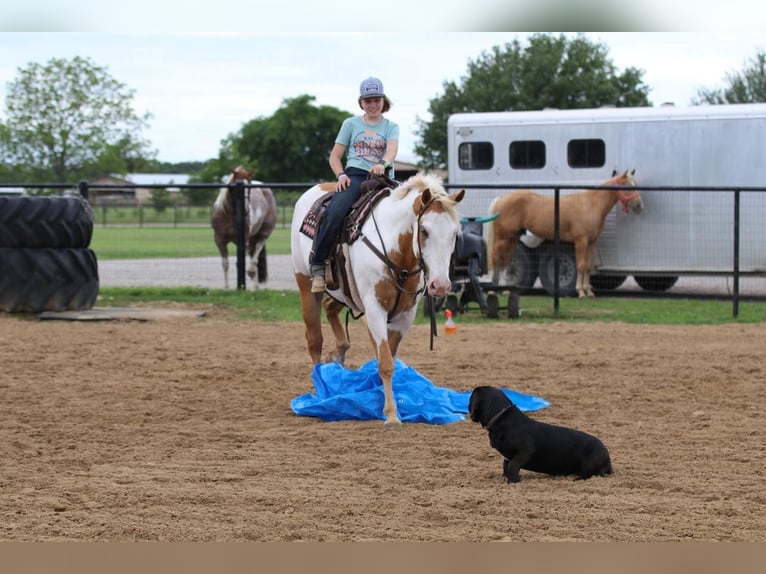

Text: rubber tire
xmin=505 ymin=243 xmax=538 ymax=293
xmin=0 ymin=247 xmax=99 ymax=312
xmin=590 ymin=274 xmax=628 ymax=291
xmin=537 ymin=242 xmax=578 ymax=297
xmin=0 ymin=196 xmax=94 ymax=249
xmin=633 ymin=275 xmax=679 ymax=292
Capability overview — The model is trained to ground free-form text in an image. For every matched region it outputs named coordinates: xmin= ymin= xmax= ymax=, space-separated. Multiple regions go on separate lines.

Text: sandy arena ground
xmin=1 ymin=310 xmax=764 ymax=541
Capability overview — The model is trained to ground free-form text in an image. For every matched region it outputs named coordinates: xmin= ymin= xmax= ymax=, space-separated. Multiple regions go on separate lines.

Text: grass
xmin=95 ymin=287 xmax=766 ymax=324
xmin=91 ymin=226 xmax=292 ymax=259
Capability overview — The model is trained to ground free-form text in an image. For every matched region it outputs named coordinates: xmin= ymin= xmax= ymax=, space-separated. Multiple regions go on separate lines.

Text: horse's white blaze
xmin=419 ymin=211 xmax=458 ymax=297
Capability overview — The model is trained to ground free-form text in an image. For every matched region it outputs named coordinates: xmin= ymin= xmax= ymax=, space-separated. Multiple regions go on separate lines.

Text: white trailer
xmin=447 ymin=104 xmax=766 ymax=294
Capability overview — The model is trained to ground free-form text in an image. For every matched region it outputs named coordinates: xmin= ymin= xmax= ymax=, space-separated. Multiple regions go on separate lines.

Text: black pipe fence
xmin=2 ymin=180 xmax=766 ymax=317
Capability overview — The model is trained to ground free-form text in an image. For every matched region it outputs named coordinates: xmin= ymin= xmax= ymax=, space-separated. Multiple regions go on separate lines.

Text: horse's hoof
xmin=383 ymin=416 xmax=402 ymax=427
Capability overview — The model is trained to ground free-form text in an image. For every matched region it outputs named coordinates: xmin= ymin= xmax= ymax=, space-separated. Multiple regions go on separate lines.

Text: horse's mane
xmin=394 ymin=172 xmax=460 ymax=221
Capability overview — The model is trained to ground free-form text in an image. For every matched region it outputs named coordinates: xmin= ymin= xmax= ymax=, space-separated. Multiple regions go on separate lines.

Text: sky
xmin=1 ymin=31 xmax=766 ymax=165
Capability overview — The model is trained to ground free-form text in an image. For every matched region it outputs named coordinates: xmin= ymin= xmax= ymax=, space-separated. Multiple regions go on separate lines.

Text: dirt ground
xmin=1 ymin=308 xmax=764 ymax=541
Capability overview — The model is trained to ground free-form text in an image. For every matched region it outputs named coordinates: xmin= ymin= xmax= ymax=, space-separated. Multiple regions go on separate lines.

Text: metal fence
xmin=3 ymin=180 xmax=766 ymax=318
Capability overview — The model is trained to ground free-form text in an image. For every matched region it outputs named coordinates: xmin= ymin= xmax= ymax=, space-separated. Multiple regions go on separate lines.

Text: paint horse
xmin=291 ymin=173 xmax=465 ymax=424
xmin=487 ymin=169 xmax=642 ymax=298
xmin=211 ymin=166 xmax=277 ymax=289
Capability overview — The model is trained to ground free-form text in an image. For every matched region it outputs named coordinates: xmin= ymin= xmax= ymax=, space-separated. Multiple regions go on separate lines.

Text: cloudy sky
xmin=2 ymin=30 xmax=765 ymax=164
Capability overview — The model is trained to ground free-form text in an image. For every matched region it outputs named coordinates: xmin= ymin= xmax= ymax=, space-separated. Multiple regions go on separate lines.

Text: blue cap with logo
xmin=359 ymin=77 xmax=385 ymax=99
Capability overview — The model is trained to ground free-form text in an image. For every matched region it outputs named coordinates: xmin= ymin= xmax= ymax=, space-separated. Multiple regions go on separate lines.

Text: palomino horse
xmin=211 ymin=166 xmax=277 ymax=289
xmin=291 ymin=173 xmax=465 ymax=425
xmin=487 ymin=169 xmax=642 ymax=298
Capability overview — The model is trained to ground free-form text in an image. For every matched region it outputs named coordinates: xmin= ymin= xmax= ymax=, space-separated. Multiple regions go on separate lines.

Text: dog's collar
xmin=484 ymin=405 xmax=513 ymax=430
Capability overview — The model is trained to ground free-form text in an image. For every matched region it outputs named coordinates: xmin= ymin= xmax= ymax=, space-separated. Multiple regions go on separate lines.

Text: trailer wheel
xmin=506 ymin=243 xmax=538 ymax=293
xmin=0 ymin=247 xmax=99 ymax=312
xmin=633 ymin=275 xmax=679 ymax=292
xmin=0 ymin=196 xmax=94 ymax=249
xmin=537 ymin=242 xmax=578 ymax=297
xmin=590 ymin=274 xmax=628 ymax=291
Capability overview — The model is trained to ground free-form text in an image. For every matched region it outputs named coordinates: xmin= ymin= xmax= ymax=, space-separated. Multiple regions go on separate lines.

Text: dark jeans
xmin=311 ymin=166 xmax=368 ymax=266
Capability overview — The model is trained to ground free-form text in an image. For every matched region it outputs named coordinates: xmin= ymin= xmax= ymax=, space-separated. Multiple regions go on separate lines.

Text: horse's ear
xmin=421 ymin=188 xmax=433 ymax=206
xmin=451 ymin=189 xmax=466 ymax=204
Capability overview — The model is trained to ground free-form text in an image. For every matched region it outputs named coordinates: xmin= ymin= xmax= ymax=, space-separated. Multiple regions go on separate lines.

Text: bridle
xmin=363 ymin=192 xmax=434 ymax=310
xmin=361 ymin=190 xmax=442 ymax=347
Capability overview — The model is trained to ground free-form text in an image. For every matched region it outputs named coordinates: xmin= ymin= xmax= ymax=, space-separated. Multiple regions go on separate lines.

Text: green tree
xmin=149 ymin=187 xmax=173 ymax=212
xmin=694 ymin=51 xmax=766 ymax=104
xmin=195 ymin=94 xmax=351 ymax=185
xmin=415 ymin=33 xmax=651 ymax=169
xmin=0 ymin=56 xmax=155 ymax=184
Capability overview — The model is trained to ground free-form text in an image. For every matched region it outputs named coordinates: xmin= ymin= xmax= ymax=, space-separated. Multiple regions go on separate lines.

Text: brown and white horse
xmin=291 ymin=173 xmax=465 ymax=424
xmin=487 ymin=169 xmax=642 ymax=298
xmin=211 ymin=166 xmax=277 ymax=289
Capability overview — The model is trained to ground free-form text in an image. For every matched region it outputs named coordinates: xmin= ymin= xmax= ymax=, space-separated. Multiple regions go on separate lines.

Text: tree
xmin=694 ymin=51 xmax=766 ymax=104
xmin=415 ymin=34 xmax=651 ymax=169
xmin=0 ymin=56 xmax=155 ymax=184
xmin=195 ymin=94 xmax=351 ymax=185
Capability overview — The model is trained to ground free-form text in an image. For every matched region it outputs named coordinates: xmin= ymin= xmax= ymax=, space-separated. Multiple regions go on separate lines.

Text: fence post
xmin=78 ymin=180 xmax=89 ymax=201
xmin=733 ymin=190 xmax=740 ymax=318
xmin=233 ymin=180 xmax=247 ymax=290
xmin=553 ymin=187 xmax=560 ymax=318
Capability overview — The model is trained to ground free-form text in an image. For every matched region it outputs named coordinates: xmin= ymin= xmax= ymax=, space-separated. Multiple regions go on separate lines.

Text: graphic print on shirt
xmin=352 ymin=129 xmax=386 ymax=164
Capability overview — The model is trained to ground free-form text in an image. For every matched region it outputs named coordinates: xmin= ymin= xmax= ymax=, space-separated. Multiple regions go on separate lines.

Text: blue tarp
xmin=290 ymin=359 xmax=549 ymax=424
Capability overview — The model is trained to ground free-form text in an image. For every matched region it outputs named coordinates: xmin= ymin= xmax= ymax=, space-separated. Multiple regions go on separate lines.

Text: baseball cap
xmin=359 ymin=77 xmax=385 ymax=99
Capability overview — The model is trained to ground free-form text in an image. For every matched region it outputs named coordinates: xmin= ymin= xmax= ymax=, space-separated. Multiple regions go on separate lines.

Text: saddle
xmin=301 ymin=174 xmax=398 ymax=310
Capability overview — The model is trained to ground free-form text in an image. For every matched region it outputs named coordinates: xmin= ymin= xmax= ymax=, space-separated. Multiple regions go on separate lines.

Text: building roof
xmin=124 ymin=173 xmax=191 ymax=186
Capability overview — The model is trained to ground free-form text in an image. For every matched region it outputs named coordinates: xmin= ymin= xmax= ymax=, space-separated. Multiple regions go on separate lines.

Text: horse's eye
xmin=420 ymin=228 xmax=429 ymax=240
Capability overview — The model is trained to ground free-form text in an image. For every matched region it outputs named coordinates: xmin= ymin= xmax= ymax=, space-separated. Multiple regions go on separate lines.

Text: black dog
xmin=468 ymin=386 xmax=612 ymax=483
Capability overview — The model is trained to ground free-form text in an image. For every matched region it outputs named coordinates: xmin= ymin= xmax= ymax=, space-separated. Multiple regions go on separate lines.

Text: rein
xmin=362 ymin=198 xmax=431 ymax=315
xmin=484 ymin=405 xmax=513 ymax=430
xmin=361 ymin=191 xmax=440 ymax=350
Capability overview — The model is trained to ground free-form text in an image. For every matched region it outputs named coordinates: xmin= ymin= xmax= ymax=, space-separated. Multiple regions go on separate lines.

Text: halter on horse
xmin=291 ymin=173 xmax=465 ymax=424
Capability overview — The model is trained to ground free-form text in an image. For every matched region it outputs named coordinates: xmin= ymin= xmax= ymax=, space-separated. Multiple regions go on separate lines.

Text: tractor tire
xmin=0 ymin=196 xmax=94 ymax=249
xmin=0 ymin=247 xmax=99 ymax=312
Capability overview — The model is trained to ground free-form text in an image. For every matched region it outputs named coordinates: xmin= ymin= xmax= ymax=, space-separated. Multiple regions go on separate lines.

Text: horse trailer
xmin=447 ymin=103 xmax=766 ymax=294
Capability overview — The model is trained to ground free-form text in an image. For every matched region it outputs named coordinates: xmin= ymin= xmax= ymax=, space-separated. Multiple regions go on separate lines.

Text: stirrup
xmin=311 ymin=274 xmax=326 ymax=293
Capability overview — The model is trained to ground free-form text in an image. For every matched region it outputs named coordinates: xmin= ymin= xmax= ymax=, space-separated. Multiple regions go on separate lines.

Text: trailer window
xmin=458 ymin=142 xmax=493 ymax=170
xmin=567 ymin=139 xmax=605 ymax=168
xmin=510 ymin=140 xmax=545 ymax=169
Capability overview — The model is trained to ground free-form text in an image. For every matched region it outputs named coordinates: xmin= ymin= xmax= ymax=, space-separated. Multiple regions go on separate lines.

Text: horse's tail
xmin=213 ymin=187 xmax=230 ymax=213
xmin=486 ymin=196 xmax=501 ymax=273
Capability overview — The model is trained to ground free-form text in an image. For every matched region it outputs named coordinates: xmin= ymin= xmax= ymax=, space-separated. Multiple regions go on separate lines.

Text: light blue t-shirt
xmin=335 ymin=115 xmax=399 ymax=173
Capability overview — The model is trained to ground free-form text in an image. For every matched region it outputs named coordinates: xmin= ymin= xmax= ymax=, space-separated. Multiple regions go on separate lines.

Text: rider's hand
xmin=335 ymin=173 xmax=350 ymax=192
